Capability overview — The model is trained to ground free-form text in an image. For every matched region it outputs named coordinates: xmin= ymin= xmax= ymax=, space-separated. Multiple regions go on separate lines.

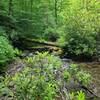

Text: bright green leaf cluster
xmin=0 ymin=36 xmax=15 ymax=65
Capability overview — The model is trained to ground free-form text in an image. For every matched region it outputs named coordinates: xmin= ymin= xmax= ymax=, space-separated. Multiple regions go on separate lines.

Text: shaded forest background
xmin=0 ymin=0 xmax=100 ymax=60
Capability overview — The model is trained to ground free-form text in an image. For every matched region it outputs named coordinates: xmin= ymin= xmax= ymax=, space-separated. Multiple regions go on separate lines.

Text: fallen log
xmin=21 ymin=37 xmax=59 ymax=47
xmin=13 ymin=37 xmax=63 ymax=55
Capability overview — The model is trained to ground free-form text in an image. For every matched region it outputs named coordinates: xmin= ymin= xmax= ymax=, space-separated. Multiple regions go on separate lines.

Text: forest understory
xmin=0 ymin=0 xmax=100 ymax=100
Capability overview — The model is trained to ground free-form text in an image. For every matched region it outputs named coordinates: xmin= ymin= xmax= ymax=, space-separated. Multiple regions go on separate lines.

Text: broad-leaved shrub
xmin=0 ymin=52 xmax=91 ymax=99
xmin=0 ymin=36 xmax=15 ymax=65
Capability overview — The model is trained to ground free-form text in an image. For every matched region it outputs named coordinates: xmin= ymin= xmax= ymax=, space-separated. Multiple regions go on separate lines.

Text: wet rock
xmin=61 ymin=58 xmax=72 ymax=63
xmin=7 ymin=59 xmax=26 ymax=76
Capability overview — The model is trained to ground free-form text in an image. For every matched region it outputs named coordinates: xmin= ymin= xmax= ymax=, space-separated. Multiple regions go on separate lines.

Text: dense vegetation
xmin=0 ymin=0 xmax=100 ymax=57
xmin=0 ymin=0 xmax=100 ymax=99
xmin=0 ymin=36 xmax=15 ymax=65
xmin=0 ymin=52 xmax=91 ymax=100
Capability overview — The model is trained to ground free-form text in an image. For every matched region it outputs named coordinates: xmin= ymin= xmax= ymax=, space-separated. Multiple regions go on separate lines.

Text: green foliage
xmin=1 ymin=0 xmax=99 ymax=58
xmin=0 ymin=52 xmax=91 ymax=99
xmin=77 ymin=90 xmax=86 ymax=100
xmin=14 ymin=48 xmax=22 ymax=56
xmin=0 ymin=52 xmax=62 ymax=99
xmin=12 ymin=67 xmax=58 ymax=100
xmin=43 ymin=27 xmax=59 ymax=42
xmin=16 ymin=18 xmax=35 ymax=38
xmin=0 ymin=76 xmax=13 ymax=97
xmin=68 ymin=64 xmax=78 ymax=75
xmin=0 ymin=36 xmax=15 ymax=65
xmin=68 ymin=64 xmax=91 ymax=86
xmin=58 ymin=0 xmax=100 ymax=57
xmin=62 ymin=70 xmax=70 ymax=82
xmin=0 ymin=26 xmax=6 ymax=36
xmin=26 ymin=52 xmax=62 ymax=69
xmin=70 ymin=92 xmax=76 ymax=100
xmin=70 ymin=90 xmax=86 ymax=100
xmin=76 ymin=71 xmax=91 ymax=86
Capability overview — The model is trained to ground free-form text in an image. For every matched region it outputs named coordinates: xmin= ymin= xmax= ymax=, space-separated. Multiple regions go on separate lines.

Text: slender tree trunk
xmin=8 ymin=0 xmax=13 ymax=40
xmin=8 ymin=0 xmax=13 ymax=16
xmin=30 ymin=0 xmax=33 ymax=13
xmin=54 ymin=0 xmax=58 ymax=25
xmin=0 ymin=0 xmax=3 ymax=13
xmin=30 ymin=0 xmax=33 ymax=19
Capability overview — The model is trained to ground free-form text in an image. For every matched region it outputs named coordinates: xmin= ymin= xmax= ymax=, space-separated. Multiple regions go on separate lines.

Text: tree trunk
xmin=30 ymin=0 xmax=33 ymax=19
xmin=8 ymin=0 xmax=13 ymax=41
xmin=54 ymin=0 xmax=58 ymax=25
xmin=8 ymin=0 xmax=13 ymax=16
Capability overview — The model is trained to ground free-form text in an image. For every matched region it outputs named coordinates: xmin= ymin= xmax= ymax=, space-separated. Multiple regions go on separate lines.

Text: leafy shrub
xmin=43 ymin=27 xmax=59 ymax=42
xmin=58 ymin=0 xmax=99 ymax=57
xmin=62 ymin=70 xmax=70 ymax=82
xmin=0 ymin=52 xmax=62 ymax=100
xmin=0 ymin=52 xmax=90 ymax=99
xmin=14 ymin=48 xmax=22 ymax=56
xmin=70 ymin=90 xmax=86 ymax=100
xmin=0 ymin=36 xmax=15 ymax=65
xmin=26 ymin=52 xmax=62 ymax=69
xmin=69 ymin=64 xmax=91 ymax=86
xmin=12 ymin=67 xmax=58 ymax=100
xmin=0 ymin=26 xmax=6 ymax=37
xmin=76 ymin=71 xmax=91 ymax=86
xmin=62 ymin=32 xmax=96 ymax=56
xmin=68 ymin=64 xmax=79 ymax=75
xmin=77 ymin=90 xmax=86 ymax=100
